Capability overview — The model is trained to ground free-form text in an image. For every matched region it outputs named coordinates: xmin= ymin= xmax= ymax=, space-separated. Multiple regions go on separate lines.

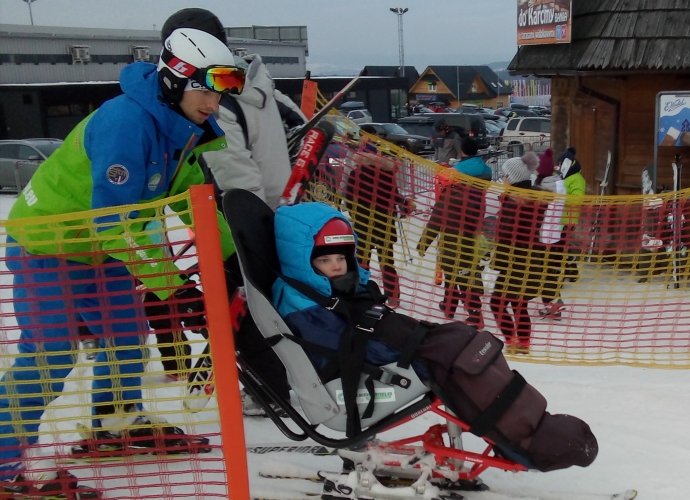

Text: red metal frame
xmin=377 ymin=398 xmax=528 ymax=481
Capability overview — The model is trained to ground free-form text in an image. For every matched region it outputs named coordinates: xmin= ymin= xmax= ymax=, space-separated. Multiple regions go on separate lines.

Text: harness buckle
xmin=326 ymin=297 xmax=340 ymax=311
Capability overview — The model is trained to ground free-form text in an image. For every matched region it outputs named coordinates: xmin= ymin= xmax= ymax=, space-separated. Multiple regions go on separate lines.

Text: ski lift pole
xmin=670 ymin=154 xmax=683 ymax=289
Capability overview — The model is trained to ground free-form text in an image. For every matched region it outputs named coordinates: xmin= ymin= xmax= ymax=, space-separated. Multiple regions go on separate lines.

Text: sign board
xmin=657 ymin=93 xmax=690 ymax=147
xmin=517 ymin=0 xmax=572 ymax=46
xmin=653 ymin=91 xmax=690 ymax=188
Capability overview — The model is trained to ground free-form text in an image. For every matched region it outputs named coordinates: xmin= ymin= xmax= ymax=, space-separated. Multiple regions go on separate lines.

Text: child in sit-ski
xmin=271 ymin=201 xmax=597 ymax=473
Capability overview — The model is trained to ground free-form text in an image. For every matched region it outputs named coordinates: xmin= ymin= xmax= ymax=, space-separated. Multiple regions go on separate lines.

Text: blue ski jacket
xmin=271 ymin=202 xmax=401 ymax=371
xmin=7 ymin=62 xmax=235 ymax=299
xmin=453 ymin=156 xmax=492 ymax=178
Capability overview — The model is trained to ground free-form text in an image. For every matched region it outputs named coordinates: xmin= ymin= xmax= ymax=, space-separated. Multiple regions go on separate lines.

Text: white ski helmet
xmin=158 ymin=28 xmax=244 ymax=105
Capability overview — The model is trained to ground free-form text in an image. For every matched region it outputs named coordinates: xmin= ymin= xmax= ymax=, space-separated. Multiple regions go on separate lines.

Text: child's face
xmin=312 ymin=253 xmax=348 ymax=279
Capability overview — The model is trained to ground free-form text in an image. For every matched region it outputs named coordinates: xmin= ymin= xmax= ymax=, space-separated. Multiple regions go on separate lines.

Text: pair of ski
xmin=252 ymin=458 xmax=637 ymax=500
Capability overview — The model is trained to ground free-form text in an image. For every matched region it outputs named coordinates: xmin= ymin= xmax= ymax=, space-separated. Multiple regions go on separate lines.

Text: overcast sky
xmin=0 ymin=0 xmax=519 ymax=75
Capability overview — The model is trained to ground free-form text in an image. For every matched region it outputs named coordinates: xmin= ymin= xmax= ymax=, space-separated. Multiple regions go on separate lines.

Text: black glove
xmin=143 ymin=292 xmax=173 ymax=331
xmin=173 ymin=282 xmax=206 ymax=332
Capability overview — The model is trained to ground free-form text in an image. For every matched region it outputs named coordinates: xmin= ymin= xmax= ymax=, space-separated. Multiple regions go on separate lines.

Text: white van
xmin=500 ymin=117 xmax=551 ymax=154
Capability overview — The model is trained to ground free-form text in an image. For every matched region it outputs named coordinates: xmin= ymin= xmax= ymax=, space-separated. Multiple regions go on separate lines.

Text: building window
xmin=22 ymin=94 xmax=33 ymax=105
xmin=428 ymin=81 xmax=437 ymax=92
xmin=470 ymin=82 xmax=478 ymax=93
xmin=497 ymin=101 xmax=504 ymax=108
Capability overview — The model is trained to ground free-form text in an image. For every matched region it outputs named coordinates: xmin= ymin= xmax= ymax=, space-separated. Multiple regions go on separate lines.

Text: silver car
xmin=0 ymin=138 xmax=63 ymax=191
xmin=344 ymin=109 xmax=373 ymax=125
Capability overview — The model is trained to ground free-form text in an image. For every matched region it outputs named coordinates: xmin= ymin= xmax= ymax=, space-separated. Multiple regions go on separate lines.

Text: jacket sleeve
xmin=418 ymin=199 xmax=444 ymax=255
xmin=168 ymin=157 xmax=236 ymax=262
xmin=452 ymin=134 xmax=463 ymax=159
xmin=274 ymin=89 xmax=307 ymax=127
xmin=202 ymin=104 xmax=267 ymax=203
xmin=87 ymin=110 xmax=188 ymax=299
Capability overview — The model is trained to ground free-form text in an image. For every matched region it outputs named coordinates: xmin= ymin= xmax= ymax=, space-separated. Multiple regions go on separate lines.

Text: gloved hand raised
xmin=173 ymin=282 xmax=206 ymax=332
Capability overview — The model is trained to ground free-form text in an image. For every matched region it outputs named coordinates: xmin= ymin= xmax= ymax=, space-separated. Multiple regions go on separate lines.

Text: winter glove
xmin=143 ymin=292 xmax=173 ymax=332
xmin=173 ymin=282 xmax=206 ymax=333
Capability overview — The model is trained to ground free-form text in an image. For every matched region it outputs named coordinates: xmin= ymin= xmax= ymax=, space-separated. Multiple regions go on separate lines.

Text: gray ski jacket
xmin=203 ymin=54 xmax=306 ymax=209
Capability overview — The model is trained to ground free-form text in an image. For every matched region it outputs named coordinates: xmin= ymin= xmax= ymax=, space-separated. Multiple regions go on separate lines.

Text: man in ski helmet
xmin=161 ymin=8 xmax=307 ymax=211
xmin=160 ymin=8 xmax=305 ymax=417
xmin=0 ymin=28 xmax=239 ymax=496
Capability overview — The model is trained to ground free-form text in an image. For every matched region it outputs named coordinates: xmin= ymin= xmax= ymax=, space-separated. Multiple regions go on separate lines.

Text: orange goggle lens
xmin=204 ymin=66 xmax=246 ymax=95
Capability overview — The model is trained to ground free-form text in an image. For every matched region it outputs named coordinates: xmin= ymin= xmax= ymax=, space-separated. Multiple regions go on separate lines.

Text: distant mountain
xmin=486 ymin=61 xmax=511 ymax=71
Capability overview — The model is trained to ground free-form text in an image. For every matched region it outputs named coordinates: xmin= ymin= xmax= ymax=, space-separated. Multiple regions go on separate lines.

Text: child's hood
xmin=274 ymin=203 xmax=370 ymax=296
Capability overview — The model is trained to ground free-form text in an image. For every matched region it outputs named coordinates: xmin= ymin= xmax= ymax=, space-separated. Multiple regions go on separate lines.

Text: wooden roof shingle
xmin=509 ymin=0 xmax=690 ymax=74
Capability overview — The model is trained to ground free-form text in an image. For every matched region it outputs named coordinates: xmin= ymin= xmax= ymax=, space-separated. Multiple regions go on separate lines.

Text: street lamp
xmin=389 ymin=7 xmax=408 ymax=77
xmin=23 ymin=0 xmax=38 ymax=25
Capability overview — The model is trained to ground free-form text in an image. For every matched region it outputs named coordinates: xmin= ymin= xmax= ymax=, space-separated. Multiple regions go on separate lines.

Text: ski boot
xmin=2 ymin=469 xmax=100 ymax=499
xmin=539 ymin=299 xmax=564 ymax=320
xmin=464 ymin=310 xmax=484 ymax=330
xmin=70 ymin=411 xmax=212 ymax=459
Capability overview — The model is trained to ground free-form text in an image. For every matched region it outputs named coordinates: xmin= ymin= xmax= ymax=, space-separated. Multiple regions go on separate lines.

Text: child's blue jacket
xmin=271 ymin=202 xmax=401 ymax=370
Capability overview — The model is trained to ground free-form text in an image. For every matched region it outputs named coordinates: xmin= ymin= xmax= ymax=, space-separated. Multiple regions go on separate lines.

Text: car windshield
xmin=33 ymin=142 xmax=62 ymax=158
xmin=381 ymin=124 xmax=408 ymax=135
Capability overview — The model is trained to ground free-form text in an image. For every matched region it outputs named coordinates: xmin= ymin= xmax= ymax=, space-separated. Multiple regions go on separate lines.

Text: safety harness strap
xmin=396 ymin=320 xmax=432 ymax=369
xmin=469 ymin=370 xmax=527 ymax=437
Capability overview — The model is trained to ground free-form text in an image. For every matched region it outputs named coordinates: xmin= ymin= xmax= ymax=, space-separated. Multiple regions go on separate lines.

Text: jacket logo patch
xmin=106 ymin=164 xmax=129 ymax=185
xmin=148 ymin=173 xmax=162 ymax=191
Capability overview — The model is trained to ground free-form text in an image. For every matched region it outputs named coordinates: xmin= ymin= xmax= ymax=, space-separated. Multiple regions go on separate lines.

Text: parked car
xmin=339 ymin=100 xmax=367 ymax=111
xmin=412 ymin=105 xmax=436 ymax=114
xmin=344 ymin=108 xmax=373 ymax=124
xmin=0 ymin=138 xmax=62 ymax=191
xmin=359 ymin=123 xmax=434 ymax=155
xmin=500 ymin=117 xmax=551 ymax=154
xmin=495 ymin=107 xmax=538 ymax=118
xmin=397 ymin=113 xmax=489 ymax=149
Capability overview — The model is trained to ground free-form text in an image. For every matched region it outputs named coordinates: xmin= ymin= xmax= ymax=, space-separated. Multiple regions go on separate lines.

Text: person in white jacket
xmin=203 ymin=53 xmax=306 ymax=209
xmin=161 ymin=8 xmax=306 ymax=417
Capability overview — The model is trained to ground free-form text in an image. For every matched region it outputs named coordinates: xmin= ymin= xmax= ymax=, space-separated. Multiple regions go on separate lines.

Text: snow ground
xmin=0 ymin=192 xmax=688 ymax=499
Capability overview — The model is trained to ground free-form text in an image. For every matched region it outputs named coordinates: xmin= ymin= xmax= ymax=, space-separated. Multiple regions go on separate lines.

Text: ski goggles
xmin=162 ymin=50 xmax=246 ymax=95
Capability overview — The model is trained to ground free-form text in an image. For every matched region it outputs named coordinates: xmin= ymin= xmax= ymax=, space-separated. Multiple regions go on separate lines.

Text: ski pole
xmin=396 ymin=217 xmax=412 ymax=265
xmin=587 ymin=150 xmax=611 ymax=262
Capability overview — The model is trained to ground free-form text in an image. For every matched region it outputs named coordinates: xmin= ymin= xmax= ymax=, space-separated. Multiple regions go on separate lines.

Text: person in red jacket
xmin=343 ymin=152 xmax=414 ymax=307
xmin=490 ymin=153 xmax=545 ymax=353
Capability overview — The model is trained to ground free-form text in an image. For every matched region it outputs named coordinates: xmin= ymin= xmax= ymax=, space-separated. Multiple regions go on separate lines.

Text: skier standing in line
xmin=343 ymin=152 xmax=415 ymax=308
xmin=433 ymin=118 xmax=462 ymax=164
xmin=490 ymin=153 xmax=546 ymax=353
xmin=0 ymin=28 xmax=240 ymax=496
xmin=417 ymin=137 xmax=491 ymax=327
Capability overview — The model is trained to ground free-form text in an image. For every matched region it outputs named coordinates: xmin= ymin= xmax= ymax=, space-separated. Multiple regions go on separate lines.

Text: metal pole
xmin=457 ymin=66 xmax=460 ymax=108
xmin=390 ymin=8 xmax=408 ymax=77
xmin=23 ymin=0 xmax=36 ymax=25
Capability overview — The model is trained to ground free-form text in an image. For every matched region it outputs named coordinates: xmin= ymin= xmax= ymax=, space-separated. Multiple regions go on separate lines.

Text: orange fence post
xmin=190 ymin=185 xmax=250 ymax=500
xmin=301 ymin=79 xmax=318 ymax=119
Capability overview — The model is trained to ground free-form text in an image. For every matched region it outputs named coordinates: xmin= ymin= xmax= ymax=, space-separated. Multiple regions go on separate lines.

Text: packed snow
xmin=0 ymin=192 xmax=687 ymax=499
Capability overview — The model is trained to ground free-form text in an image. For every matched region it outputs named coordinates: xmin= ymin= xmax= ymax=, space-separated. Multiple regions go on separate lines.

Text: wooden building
xmin=508 ymin=0 xmax=690 ymax=195
xmin=409 ymin=66 xmax=512 ymax=110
